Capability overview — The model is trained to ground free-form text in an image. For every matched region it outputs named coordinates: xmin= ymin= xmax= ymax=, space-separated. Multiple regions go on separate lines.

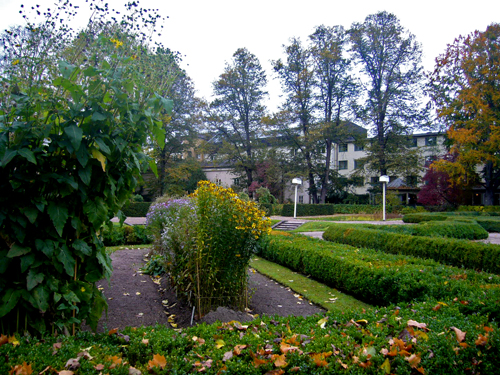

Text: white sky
xmin=1 ymin=0 xmax=499 ymax=111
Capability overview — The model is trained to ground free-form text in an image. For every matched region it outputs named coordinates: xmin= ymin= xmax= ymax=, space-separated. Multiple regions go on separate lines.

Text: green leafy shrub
xmin=323 ymin=224 xmax=499 ymax=273
xmin=121 ymin=202 xmax=152 ymax=217
xmin=403 ymin=212 xmax=500 ymax=232
xmin=0 ymin=307 xmax=498 ymax=375
xmin=0 ymin=4 xmax=172 ymax=334
xmin=358 ymin=221 xmax=488 ymax=240
xmin=147 ymin=182 xmax=271 ymax=316
xmin=281 ymin=203 xmax=400 ymax=217
xmin=257 ymin=233 xmax=500 ymax=318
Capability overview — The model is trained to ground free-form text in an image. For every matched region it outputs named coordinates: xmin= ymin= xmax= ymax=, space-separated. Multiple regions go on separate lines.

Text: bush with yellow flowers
xmin=147 ymin=181 xmax=271 ymax=317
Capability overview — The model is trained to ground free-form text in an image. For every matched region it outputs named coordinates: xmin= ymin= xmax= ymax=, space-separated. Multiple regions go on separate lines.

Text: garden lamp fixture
xmin=379 ymin=175 xmax=390 ymax=221
xmin=291 ymin=178 xmax=302 ymax=219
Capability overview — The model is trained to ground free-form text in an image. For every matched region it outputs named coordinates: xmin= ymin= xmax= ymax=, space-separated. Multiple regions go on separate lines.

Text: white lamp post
xmin=379 ymin=175 xmax=389 ymax=221
xmin=291 ymin=178 xmax=302 ymax=219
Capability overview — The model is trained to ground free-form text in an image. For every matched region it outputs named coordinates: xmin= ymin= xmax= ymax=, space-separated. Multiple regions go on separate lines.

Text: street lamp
xmin=379 ymin=175 xmax=389 ymax=221
xmin=291 ymin=178 xmax=302 ymax=219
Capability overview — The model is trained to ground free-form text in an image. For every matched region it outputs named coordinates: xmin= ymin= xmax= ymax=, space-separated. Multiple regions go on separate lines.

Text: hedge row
xmin=101 ymin=224 xmax=153 ymax=246
xmin=1 ymin=303 xmax=498 ymax=374
xmin=403 ymin=212 xmax=500 ymax=232
xmin=257 ymin=233 xmax=500 ymax=318
xmin=322 ymin=224 xmax=499 ymax=274
xmin=357 ymin=221 xmax=489 ymax=240
xmin=120 ymin=202 xmax=152 ymax=217
xmin=281 ymin=203 xmax=400 ymax=217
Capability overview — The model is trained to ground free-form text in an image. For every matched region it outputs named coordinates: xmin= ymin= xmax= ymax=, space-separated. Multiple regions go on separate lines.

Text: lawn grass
xmin=250 ymin=256 xmax=371 ymax=313
xmin=303 ymin=214 xmax=402 ymax=222
xmin=269 ymin=219 xmax=281 ymax=226
xmin=105 ymin=244 xmax=151 ymax=254
xmin=289 ymin=221 xmax=338 ymax=232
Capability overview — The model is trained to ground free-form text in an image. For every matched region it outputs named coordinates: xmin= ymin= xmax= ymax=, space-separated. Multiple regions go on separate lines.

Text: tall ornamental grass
xmin=147 ymin=181 xmax=271 ymax=317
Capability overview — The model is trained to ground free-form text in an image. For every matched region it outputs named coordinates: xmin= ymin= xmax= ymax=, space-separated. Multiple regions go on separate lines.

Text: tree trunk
xmin=319 ymin=140 xmax=332 ymax=204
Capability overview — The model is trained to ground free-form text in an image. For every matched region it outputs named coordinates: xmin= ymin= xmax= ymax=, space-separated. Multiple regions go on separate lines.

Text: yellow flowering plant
xmin=192 ymin=181 xmax=271 ymax=316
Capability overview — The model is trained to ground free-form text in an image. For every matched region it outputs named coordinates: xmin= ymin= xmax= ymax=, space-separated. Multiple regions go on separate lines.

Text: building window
xmin=233 ymin=178 xmax=240 ymax=186
xmin=298 ymin=195 xmax=304 ymax=203
xmin=338 ymin=144 xmax=348 ymax=152
xmin=425 ymin=136 xmax=437 ymax=146
xmin=354 ymin=160 xmax=364 ymax=169
xmin=215 ymin=178 xmax=222 ymax=185
xmin=370 ymin=177 xmax=379 ymax=184
xmin=338 ymin=160 xmax=348 ymax=170
xmin=320 ymin=147 xmax=326 ymax=154
xmin=410 ymin=138 xmax=418 ymax=147
xmin=354 ymin=143 xmax=364 ymax=151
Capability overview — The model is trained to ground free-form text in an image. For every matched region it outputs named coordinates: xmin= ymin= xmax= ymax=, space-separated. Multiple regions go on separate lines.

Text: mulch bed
xmin=84 ymin=248 xmax=324 ymax=333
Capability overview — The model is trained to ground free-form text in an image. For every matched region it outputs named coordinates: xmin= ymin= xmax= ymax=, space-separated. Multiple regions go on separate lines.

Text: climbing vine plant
xmin=0 ymin=1 xmax=173 ymax=334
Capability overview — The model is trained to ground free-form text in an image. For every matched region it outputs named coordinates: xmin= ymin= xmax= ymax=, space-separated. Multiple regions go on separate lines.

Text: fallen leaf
xmin=142 ymin=339 xmax=149 ymax=345
xmin=450 ymin=327 xmax=466 ymax=342
xmin=136 ymin=292 xmax=141 ymax=295
xmin=406 ymin=353 xmax=421 ymax=368
xmin=0 ymin=334 xmax=8 ymax=347
xmin=310 ymin=353 xmax=329 ymax=367
xmin=407 ymin=320 xmax=429 ymax=331
xmin=273 ymin=354 xmax=288 ymax=368
xmin=148 ymin=354 xmax=167 ymax=370
xmin=65 ymin=358 xmax=80 ymax=371
xmin=57 ymin=371 xmax=74 ymax=375
xmin=317 ymin=317 xmax=328 ymax=329
xmin=108 ymin=328 xmax=118 ymax=335
xmin=215 ymin=339 xmax=225 ymax=349
xmin=475 ymin=333 xmax=488 ymax=346
xmin=94 ymin=364 xmax=105 ymax=371
xmin=128 ymin=366 xmax=142 ymax=375
xmin=265 ymin=369 xmax=285 ymax=375
xmin=8 ymin=335 xmax=19 ymax=346
xmin=223 ymin=351 xmax=233 ymax=362
xmin=380 ymin=358 xmax=391 ymax=374
xmin=8 ymin=362 xmax=32 ymax=375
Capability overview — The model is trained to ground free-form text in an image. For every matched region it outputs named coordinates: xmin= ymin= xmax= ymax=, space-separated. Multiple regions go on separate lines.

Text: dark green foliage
xmin=140 ymin=254 xmax=166 ymax=276
xmin=121 ymin=202 xmax=152 ymax=218
xmin=101 ymin=225 xmax=152 ymax=246
xmin=358 ymin=221 xmax=488 ymax=240
xmin=0 ymin=24 xmax=172 ymax=334
xmin=258 ymin=233 xmax=500 ymax=318
xmin=403 ymin=212 xmax=500 ymax=232
xmin=0 ymin=308 xmax=498 ymax=374
xmin=281 ymin=203 xmax=399 ymax=216
xmin=323 ymin=224 xmax=499 ymax=273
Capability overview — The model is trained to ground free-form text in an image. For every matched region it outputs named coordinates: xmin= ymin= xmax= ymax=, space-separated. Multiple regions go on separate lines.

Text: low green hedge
xmin=357 ymin=221 xmax=489 ymax=240
xmin=322 ymin=224 xmax=499 ymax=273
xmin=257 ymin=233 xmax=500 ymax=318
xmin=281 ymin=203 xmax=400 ymax=217
xmin=1 ymin=304 xmax=499 ymax=375
xmin=101 ymin=224 xmax=153 ymax=246
xmin=403 ymin=212 xmax=500 ymax=232
xmin=121 ymin=202 xmax=152 ymax=217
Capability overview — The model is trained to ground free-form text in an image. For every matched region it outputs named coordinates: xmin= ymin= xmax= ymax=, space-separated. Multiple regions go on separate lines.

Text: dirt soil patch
xmin=85 ymin=248 xmax=324 ymax=333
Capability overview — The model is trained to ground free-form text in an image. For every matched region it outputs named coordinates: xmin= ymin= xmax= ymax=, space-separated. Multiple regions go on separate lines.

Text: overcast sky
xmin=1 ymin=0 xmax=499 ymax=111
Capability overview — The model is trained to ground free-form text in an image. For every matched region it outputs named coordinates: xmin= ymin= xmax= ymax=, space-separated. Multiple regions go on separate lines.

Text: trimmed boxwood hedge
xmin=259 ymin=233 xmax=500 ymax=317
xmin=121 ymin=202 xmax=152 ymax=217
xmin=1 ymin=303 xmax=499 ymax=375
xmin=403 ymin=212 xmax=500 ymax=232
xmin=281 ymin=203 xmax=400 ymax=217
xmin=357 ymin=221 xmax=489 ymax=240
xmin=257 ymin=233 xmax=500 ymax=318
xmin=322 ymin=224 xmax=500 ymax=273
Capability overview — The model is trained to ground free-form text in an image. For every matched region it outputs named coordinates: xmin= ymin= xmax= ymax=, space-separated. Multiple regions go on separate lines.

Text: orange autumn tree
xmin=428 ymin=23 xmax=500 ymax=205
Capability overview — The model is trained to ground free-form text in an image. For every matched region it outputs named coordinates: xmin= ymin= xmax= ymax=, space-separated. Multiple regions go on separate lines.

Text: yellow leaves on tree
xmin=429 ymin=23 xmax=500 ymax=205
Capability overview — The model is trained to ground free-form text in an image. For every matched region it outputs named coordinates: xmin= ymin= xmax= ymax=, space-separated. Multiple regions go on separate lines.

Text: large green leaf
xmin=95 ymin=137 xmax=111 ymax=154
xmin=160 ymin=97 xmax=174 ymax=114
xmin=36 ymin=239 xmax=55 ymax=258
xmin=27 ymin=269 xmax=45 ymax=291
xmin=56 ymin=246 xmax=75 ymax=277
xmin=48 ymin=202 xmax=69 ymax=236
xmin=32 ymin=284 xmax=50 ymax=312
xmin=73 ymin=239 xmax=92 ymax=257
xmin=58 ymin=60 xmax=77 ymax=80
xmin=7 ymin=243 xmax=30 ymax=258
xmin=18 ymin=148 xmax=37 ymax=164
xmin=84 ymin=198 xmax=108 ymax=228
xmin=0 ymin=289 xmax=22 ymax=317
xmin=22 ymin=206 xmax=39 ymax=224
xmin=96 ymin=250 xmax=112 ymax=280
xmin=20 ymin=253 xmax=35 ymax=273
xmin=0 ymin=149 xmax=17 ymax=167
xmin=148 ymin=159 xmax=158 ymax=178
xmin=78 ymin=165 xmax=92 ymax=185
xmin=64 ymin=124 xmax=83 ymax=151
xmin=0 ymin=250 xmax=10 ymax=273
xmin=91 ymin=112 xmax=107 ymax=121
xmin=151 ymin=125 xmax=166 ymax=149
